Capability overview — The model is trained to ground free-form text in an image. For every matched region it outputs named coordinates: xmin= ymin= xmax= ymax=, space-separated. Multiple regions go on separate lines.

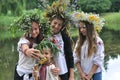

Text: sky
xmin=102 ymin=56 xmax=120 ymax=80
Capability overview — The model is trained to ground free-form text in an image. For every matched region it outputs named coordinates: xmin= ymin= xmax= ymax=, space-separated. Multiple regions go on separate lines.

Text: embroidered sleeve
xmin=17 ymin=37 xmax=29 ymax=53
xmin=93 ymin=38 xmax=105 ymax=69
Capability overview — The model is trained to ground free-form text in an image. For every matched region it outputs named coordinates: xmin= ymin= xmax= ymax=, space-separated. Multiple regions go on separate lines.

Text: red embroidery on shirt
xmin=52 ymin=38 xmax=58 ymax=44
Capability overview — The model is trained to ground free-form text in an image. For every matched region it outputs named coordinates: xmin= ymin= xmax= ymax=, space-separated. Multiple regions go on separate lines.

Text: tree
xmin=109 ymin=0 xmax=120 ymax=12
xmin=78 ymin=0 xmax=111 ymax=13
xmin=0 ymin=0 xmax=38 ymax=16
xmin=0 ymin=0 xmax=24 ymax=16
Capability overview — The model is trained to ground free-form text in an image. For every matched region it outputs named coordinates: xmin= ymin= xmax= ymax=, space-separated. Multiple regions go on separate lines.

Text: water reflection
xmin=102 ymin=56 xmax=120 ymax=80
xmin=0 ymin=39 xmax=18 ymax=80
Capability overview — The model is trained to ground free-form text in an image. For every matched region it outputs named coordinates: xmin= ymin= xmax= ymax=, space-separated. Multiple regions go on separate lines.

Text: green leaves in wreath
xmin=35 ymin=39 xmax=59 ymax=56
xmin=10 ymin=9 xmax=51 ymax=37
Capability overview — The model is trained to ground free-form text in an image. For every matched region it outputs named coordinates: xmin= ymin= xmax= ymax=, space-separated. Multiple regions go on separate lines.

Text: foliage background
xmin=0 ymin=0 xmax=120 ymax=80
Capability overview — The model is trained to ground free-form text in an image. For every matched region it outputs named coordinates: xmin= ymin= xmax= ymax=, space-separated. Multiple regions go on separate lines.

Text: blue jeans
xmin=92 ymin=72 xmax=102 ymax=80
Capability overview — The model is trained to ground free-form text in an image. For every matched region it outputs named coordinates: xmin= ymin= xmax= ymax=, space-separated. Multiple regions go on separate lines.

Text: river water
xmin=102 ymin=56 xmax=120 ymax=80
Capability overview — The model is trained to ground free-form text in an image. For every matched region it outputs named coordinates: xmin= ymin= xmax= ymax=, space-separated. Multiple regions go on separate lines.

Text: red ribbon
xmin=39 ymin=65 xmax=46 ymax=80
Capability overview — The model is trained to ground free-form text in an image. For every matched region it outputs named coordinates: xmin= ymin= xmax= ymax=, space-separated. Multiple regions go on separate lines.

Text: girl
xmin=44 ymin=1 xmax=74 ymax=80
xmin=13 ymin=10 xmax=44 ymax=80
xmin=72 ymin=12 xmax=105 ymax=80
xmin=33 ymin=40 xmax=59 ymax=80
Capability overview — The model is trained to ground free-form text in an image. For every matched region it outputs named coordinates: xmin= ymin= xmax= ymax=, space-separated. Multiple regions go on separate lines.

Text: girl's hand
xmin=25 ymin=48 xmax=41 ymax=60
xmin=33 ymin=49 xmax=43 ymax=59
xmin=80 ymin=72 xmax=87 ymax=80
xmin=33 ymin=64 xmax=39 ymax=80
xmin=51 ymin=67 xmax=60 ymax=76
xmin=22 ymin=44 xmax=42 ymax=60
xmin=85 ymin=74 xmax=93 ymax=80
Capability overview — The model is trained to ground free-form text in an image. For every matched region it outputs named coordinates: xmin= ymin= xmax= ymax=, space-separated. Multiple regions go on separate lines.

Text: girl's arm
xmin=76 ymin=62 xmax=87 ymax=80
xmin=86 ymin=64 xmax=98 ymax=80
xmin=21 ymin=44 xmax=41 ymax=60
xmin=69 ymin=68 xmax=74 ymax=80
xmin=87 ymin=38 xmax=105 ymax=80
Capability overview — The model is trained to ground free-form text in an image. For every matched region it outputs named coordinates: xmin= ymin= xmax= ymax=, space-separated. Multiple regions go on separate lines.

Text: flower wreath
xmin=43 ymin=0 xmax=70 ymax=32
xmin=10 ymin=9 xmax=51 ymax=37
xmin=36 ymin=39 xmax=59 ymax=56
xmin=71 ymin=11 xmax=105 ymax=32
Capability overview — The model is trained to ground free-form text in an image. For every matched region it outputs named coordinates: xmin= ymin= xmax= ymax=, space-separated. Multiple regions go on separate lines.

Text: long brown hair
xmin=75 ymin=21 xmax=97 ymax=58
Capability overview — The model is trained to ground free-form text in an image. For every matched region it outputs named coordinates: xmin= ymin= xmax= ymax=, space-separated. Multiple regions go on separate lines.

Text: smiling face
xmin=79 ymin=22 xmax=87 ymax=36
xmin=42 ymin=48 xmax=53 ymax=64
xmin=50 ymin=18 xmax=63 ymax=34
xmin=30 ymin=22 xmax=40 ymax=38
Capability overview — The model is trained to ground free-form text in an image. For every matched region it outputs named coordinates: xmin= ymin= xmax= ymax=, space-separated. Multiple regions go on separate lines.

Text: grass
xmin=70 ymin=28 xmax=78 ymax=37
xmin=0 ymin=15 xmax=23 ymax=41
xmin=0 ymin=39 xmax=18 ymax=80
xmin=102 ymin=12 xmax=120 ymax=31
xmin=0 ymin=15 xmax=16 ymax=26
xmin=0 ymin=31 xmax=23 ymax=41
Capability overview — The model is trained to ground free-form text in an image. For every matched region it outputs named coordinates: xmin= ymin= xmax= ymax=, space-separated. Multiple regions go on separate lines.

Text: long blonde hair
xmin=75 ymin=21 xmax=97 ymax=58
